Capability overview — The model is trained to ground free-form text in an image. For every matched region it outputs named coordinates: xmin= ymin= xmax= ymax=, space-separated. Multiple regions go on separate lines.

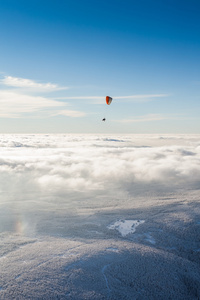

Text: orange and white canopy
xmin=106 ymin=96 xmax=112 ymax=105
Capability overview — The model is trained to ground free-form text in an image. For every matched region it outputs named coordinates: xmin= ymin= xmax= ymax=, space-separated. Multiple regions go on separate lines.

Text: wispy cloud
xmin=55 ymin=94 xmax=168 ymax=104
xmin=55 ymin=96 xmax=105 ymax=100
xmin=0 ymin=90 xmax=64 ymax=118
xmin=0 ymin=76 xmax=86 ymax=118
xmin=1 ymin=76 xmax=67 ymax=91
xmin=114 ymin=94 xmax=169 ymax=100
xmin=118 ymin=114 xmax=167 ymax=123
xmin=55 ymin=110 xmax=86 ymax=118
xmin=0 ymin=90 xmax=85 ymax=118
xmin=117 ymin=113 xmax=187 ymax=123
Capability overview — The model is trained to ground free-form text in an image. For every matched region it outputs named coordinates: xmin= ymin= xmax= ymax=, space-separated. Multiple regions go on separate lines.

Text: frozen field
xmin=0 ymin=134 xmax=200 ymax=299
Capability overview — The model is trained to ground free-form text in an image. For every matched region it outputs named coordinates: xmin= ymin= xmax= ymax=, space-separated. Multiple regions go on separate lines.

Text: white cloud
xmin=117 ymin=114 xmax=187 ymax=123
xmin=56 ymin=110 xmax=86 ymax=117
xmin=118 ymin=114 xmax=166 ymax=123
xmin=56 ymin=94 xmax=168 ymax=104
xmin=0 ymin=76 xmax=88 ymax=118
xmin=0 ymin=134 xmax=199 ymax=202
xmin=1 ymin=76 xmax=67 ymax=91
xmin=56 ymin=96 xmax=105 ymax=100
xmin=114 ymin=94 xmax=169 ymax=100
xmin=0 ymin=90 xmax=86 ymax=118
xmin=0 ymin=90 xmax=63 ymax=118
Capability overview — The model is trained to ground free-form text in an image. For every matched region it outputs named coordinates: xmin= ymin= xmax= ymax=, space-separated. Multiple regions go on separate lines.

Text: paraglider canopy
xmin=106 ymin=96 xmax=112 ymax=105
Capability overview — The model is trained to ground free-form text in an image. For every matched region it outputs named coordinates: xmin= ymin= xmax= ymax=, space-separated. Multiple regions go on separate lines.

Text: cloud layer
xmin=0 ymin=134 xmax=199 ymax=205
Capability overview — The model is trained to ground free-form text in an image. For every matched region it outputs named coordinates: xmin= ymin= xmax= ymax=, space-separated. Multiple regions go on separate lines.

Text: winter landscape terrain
xmin=0 ymin=134 xmax=200 ymax=299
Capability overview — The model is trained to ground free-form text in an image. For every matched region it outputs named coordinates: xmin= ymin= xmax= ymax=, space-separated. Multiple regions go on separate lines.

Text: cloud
xmin=114 ymin=94 xmax=169 ymax=100
xmin=1 ymin=76 xmax=67 ymax=91
xmin=55 ymin=94 xmax=168 ymax=104
xmin=117 ymin=114 xmax=186 ymax=123
xmin=56 ymin=110 xmax=86 ymax=117
xmin=0 ymin=134 xmax=199 ymax=204
xmin=0 ymin=90 xmax=63 ymax=118
xmin=0 ymin=75 xmax=89 ymax=118
xmin=56 ymin=96 xmax=105 ymax=100
xmin=0 ymin=89 xmax=86 ymax=119
xmin=0 ymin=75 xmax=168 ymax=119
xmin=118 ymin=114 xmax=166 ymax=123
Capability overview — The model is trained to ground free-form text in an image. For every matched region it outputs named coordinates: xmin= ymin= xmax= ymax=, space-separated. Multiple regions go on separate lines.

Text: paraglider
xmin=102 ymin=96 xmax=112 ymax=121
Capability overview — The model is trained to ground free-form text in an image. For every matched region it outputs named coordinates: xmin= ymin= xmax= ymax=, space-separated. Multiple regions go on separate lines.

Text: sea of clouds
xmin=0 ymin=134 xmax=200 ymax=201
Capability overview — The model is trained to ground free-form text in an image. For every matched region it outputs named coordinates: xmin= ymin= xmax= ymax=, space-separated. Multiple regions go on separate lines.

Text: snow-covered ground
xmin=0 ymin=134 xmax=200 ymax=299
xmin=108 ymin=220 xmax=145 ymax=237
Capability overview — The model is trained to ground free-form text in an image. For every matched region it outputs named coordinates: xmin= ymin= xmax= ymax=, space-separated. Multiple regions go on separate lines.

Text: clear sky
xmin=0 ymin=0 xmax=199 ymax=133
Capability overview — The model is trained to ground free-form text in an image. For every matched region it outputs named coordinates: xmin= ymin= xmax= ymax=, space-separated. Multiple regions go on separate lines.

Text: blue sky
xmin=0 ymin=0 xmax=199 ymax=133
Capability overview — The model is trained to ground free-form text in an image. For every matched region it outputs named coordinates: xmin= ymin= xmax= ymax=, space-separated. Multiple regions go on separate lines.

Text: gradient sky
xmin=0 ymin=0 xmax=199 ymax=133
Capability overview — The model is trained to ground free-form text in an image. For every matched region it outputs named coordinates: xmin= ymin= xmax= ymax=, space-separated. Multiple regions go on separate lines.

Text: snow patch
xmin=108 ymin=220 xmax=145 ymax=237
